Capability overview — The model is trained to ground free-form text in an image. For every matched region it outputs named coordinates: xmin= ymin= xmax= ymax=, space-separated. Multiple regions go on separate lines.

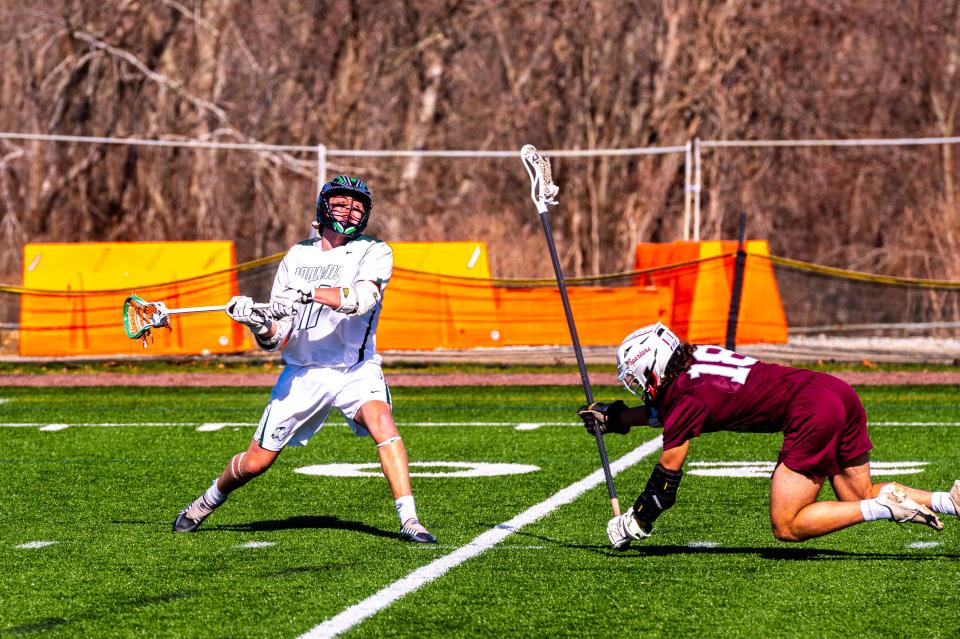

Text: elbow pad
xmin=336 ymin=281 xmax=381 ymax=316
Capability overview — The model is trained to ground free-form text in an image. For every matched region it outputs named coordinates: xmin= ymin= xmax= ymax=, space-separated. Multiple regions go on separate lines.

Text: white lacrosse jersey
xmin=271 ymin=235 xmax=393 ymax=369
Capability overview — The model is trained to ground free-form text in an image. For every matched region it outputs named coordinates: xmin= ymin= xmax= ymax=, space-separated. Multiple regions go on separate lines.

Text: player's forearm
xmin=621 ymin=405 xmax=655 ymax=426
xmin=308 ymin=286 xmax=342 ymax=308
xmin=658 ymin=441 xmax=689 ymax=471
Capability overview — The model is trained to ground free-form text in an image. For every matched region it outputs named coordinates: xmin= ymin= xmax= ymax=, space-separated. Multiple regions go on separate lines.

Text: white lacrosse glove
xmin=270 ymin=277 xmax=315 ymax=319
xmin=226 ymin=295 xmax=270 ymax=334
xmin=607 ymin=507 xmax=651 ymax=550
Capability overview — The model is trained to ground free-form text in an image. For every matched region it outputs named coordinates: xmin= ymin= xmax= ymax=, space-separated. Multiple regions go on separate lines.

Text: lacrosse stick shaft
xmin=537 ymin=210 xmax=622 ymax=517
xmin=165 ymin=303 xmax=270 ymax=316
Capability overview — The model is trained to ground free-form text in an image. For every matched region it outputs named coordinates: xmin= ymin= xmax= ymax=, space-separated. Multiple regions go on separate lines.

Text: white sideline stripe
xmin=38 ymin=424 xmax=69 ymax=431
xmin=686 ymin=541 xmax=719 ymax=548
xmin=238 ymin=541 xmax=276 ymax=549
xmin=4 ymin=420 xmax=957 ymax=430
xmin=412 ymin=544 xmax=547 ymax=551
xmin=0 ymin=420 xmax=582 ymax=428
xmin=906 ymin=541 xmax=941 ymax=549
xmin=197 ymin=423 xmax=229 ymax=431
xmin=0 ymin=422 xmax=212 ymax=428
xmin=297 ymin=435 xmax=664 ymax=639
xmin=871 ymin=422 xmax=960 ymax=427
xmin=514 ymin=423 xmax=542 ymax=431
xmin=16 ymin=541 xmax=57 ymax=549
xmin=0 ymin=399 xmax=9 ymax=405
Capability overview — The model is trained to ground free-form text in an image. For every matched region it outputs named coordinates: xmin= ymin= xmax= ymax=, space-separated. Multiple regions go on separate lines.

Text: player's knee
xmin=243 ymin=458 xmax=272 ymax=477
xmin=231 ymin=452 xmax=272 ymax=481
xmin=770 ymin=520 xmax=805 ymax=542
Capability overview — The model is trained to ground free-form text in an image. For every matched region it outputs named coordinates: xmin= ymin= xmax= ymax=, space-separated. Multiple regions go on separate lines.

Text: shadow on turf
xmin=619 ymin=545 xmax=960 ymax=561
xmin=507 ymin=530 xmax=960 ymax=561
xmin=210 ymin=514 xmax=400 ymax=540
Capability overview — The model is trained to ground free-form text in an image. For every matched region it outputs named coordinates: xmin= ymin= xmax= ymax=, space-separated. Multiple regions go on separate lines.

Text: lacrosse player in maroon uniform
xmin=579 ymin=322 xmax=960 ymax=549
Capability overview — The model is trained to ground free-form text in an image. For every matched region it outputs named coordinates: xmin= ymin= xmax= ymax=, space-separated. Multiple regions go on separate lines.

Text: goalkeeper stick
xmin=520 ymin=144 xmax=621 ymax=517
xmin=122 ymin=294 xmax=268 ymax=347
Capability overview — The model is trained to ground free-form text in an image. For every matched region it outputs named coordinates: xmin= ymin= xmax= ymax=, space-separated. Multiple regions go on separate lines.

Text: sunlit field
xmin=2 ymin=384 xmax=959 ymax=638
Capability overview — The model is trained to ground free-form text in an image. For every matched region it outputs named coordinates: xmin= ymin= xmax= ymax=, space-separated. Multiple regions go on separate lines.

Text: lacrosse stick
xmin=122 ymin=294 xmax=269 ymax=347
xmin=521 ymin=144 xmax=621 ymax=517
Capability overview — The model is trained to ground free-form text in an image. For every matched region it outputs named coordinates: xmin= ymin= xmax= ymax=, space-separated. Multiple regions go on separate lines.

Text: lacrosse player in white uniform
xmin=173 ymin=175 xmax=436 ymax=544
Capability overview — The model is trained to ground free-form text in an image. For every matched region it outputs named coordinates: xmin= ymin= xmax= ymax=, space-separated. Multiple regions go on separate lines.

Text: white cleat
xmin=876 ymin=485 xmax=943 ymax=531
xmin=173 ymin=495 xmax=219 ymax=533
xmin=400 ymin=518 xmax=437 ymax=544
xmin=607 ymin=507 xmax=651 ymax=550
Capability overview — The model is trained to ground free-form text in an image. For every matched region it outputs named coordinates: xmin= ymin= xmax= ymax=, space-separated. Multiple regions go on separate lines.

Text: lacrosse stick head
xmin=520 ymin=144 xmax=560 ymax=213
xmin=122 ymin=295 xmax=171 ymax=347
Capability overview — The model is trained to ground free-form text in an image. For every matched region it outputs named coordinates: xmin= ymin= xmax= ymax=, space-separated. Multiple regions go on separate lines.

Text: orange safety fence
xmin=18 ymin=242 xmax=244 ymax=356
xmin=634 ymin=240 xmax=788 ymax=345
xmin=376 ymin=269 xmax=674 ymax=350
xmin=9 ymin=239 xmax=789 ymax=357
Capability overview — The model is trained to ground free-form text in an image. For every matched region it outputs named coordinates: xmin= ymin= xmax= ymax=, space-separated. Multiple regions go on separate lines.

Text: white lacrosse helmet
xmin=616 ymin=322 xmax=681 ymax=401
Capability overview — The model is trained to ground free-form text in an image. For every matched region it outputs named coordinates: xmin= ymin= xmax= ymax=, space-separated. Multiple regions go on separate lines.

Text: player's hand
xmin=578 ymin=400 xmax=630 ymax=435
xmin=226 ymin=295 xmax=269 ymax=330
xmin=271 ymin=278 xmax=314 ymax=319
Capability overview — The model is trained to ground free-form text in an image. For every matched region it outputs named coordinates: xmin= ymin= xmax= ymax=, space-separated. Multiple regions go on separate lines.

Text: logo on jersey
xmin=296 ymin=264 xmax=343 ymax=282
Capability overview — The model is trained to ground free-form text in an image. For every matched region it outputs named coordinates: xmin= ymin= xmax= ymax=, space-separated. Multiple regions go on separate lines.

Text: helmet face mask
xmin=616 ymin=322 xmax=680 ymax=402
xmin=316 ymin=175 xmax=373 ymax=238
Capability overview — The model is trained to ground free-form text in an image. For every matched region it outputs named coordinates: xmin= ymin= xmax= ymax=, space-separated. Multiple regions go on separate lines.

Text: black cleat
xmin=400 ymin=518 xmax=437 ymax=544
xmin=172 ymin=496 xmax=217 ymax=533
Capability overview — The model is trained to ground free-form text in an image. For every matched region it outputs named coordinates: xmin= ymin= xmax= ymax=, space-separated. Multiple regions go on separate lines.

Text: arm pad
xmin=336 ymin=280 xmax=381 ymax=316
xmin=632 ymin=464 xmax=683 ymax=528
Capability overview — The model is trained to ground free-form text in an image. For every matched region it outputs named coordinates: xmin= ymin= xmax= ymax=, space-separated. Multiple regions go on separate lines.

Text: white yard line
xmin=514 ymin=423 xmax=543 ymax=430
xmin=297 ymin=435 xmax=664 ymax=639
xmin=0 ymin=421 xmax=581 ymax=428
xmin=906 ymin=541 xmax=941 ymax=549
xmin=2 ymin=420 xmax=959 ymax=430
xmin=871 ymin=422 xmax=960 ymax=427
xmin=15 ymin=541 xmax=58 ymax=549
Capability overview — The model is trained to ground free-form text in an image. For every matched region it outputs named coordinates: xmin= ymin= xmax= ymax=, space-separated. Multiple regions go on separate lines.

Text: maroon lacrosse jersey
xmin=655 ymin=345 xmax=819 ymax=451
xmin=655 ymin=345 xmax=872 ymax=476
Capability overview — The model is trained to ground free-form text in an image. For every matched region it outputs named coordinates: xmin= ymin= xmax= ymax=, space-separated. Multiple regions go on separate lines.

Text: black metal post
xmin=725 ymin=211 xmax=748 ymax=350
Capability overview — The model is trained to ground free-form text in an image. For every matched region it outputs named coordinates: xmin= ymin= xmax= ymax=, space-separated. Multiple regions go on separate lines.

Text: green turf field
xmin=1 ymin=384 xmax=959 ymax=638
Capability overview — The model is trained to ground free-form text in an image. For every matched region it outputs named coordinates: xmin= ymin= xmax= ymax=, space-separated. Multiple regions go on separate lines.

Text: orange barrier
xmin=633 ymin=240 xmax=788 ymax=345
xmin=489 ymin=285 xmax=673 ymax=347
xmin=380 ymin=242 xmax=674 ymax=349
xmin=19 ymin=242 xmax=244 ymax=356
xmin=377 ymin=272 xmax=674 ymax=350
xmin=15 ymin=239 xmax=786 ymax=356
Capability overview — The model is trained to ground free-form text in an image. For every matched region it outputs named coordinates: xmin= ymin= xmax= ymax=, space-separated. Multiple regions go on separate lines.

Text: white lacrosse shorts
xmin=253 ymin=359 xmax=391 ymax=452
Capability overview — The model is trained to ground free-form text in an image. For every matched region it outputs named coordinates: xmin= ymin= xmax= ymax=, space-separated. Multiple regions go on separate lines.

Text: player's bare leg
xmin=173 ymin=440 xmax=279 ymax=533
xmin=357 ymin=401 xmax=411 ymax=498
xmin=769 ymin=463 xmax=865 ymax=541
xmin=830 ymin=454 xmax=957 ymax=519
xmin=771 ymin=462 xmax=941 ymax=541
xmin=356 ymin=400 xmax=436 ymax=543
xmin=215 ymin=440 xmax=280 ymax=493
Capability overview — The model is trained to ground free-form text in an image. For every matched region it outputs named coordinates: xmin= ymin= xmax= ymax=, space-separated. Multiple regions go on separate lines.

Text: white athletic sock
xmin=203 ymin=479 xmax=228 ymax=507
xmin=860 ymin=498 xmax=892 ymax=522
xmin=931 ymin=492 xmax=958 ymax=516
xmin=395 ymin=495 xmax=417 ymax=525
